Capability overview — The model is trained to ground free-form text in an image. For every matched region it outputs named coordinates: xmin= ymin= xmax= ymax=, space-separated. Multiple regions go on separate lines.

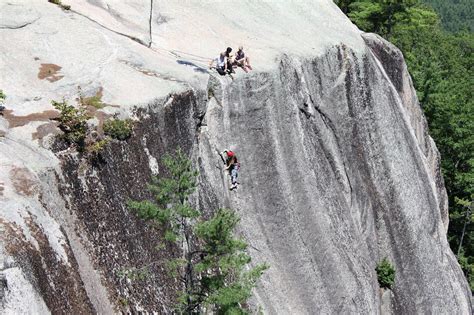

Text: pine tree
xmin=194 ymin=209 xmax=268 ymax=314
xmin=346 ymin=0 xmax=417 ymax=36
xmin=129 ymin=149 xmax=268 ymax=313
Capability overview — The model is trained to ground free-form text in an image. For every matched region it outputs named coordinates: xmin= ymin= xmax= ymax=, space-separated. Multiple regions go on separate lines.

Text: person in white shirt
xmin=209 ymin=47 xmax=234 ymax=75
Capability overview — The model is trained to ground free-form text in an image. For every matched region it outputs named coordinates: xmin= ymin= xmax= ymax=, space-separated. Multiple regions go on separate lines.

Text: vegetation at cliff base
xmin=376 ymin=258 xmax=396 ymax=289
xmin=128 ymin=149 xmax=268 ymax=314
xmin=335 ymin=0 xmax=474 ymax=291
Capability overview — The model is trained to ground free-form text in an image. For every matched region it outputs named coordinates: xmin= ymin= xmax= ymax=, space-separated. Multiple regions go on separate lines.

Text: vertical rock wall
xmin=195 ymin=41 xmax=472 ymax=313
xmin=0 ymin=19 xmax=471 ymax=315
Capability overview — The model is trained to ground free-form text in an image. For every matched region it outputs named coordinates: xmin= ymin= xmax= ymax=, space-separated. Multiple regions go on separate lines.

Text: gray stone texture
xmin=0 ymin=1 xmax=471 ymax=314
xmin=196 ymin=41 xmax=472 ymax=314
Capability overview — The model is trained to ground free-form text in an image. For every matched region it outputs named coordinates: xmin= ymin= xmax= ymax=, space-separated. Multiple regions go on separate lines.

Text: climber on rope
xmin=233 ymin=46 xmax=252 ymax=73
xmin=209 ymin=47 xmax=235 ymax=76
xmin=220 ymin=149 xmax=240 ymax=190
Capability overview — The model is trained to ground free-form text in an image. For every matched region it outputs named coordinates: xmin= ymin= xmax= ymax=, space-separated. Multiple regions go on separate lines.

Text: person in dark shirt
xmin=234 ymin=45 xmax=252 ymax=72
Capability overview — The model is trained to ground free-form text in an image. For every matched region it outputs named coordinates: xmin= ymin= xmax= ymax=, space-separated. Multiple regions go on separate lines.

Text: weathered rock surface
xmin=0 ymin=0 xmax=471 ymax=314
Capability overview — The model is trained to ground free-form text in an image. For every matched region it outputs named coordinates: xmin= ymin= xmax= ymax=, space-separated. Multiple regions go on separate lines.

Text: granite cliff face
xmin=0 ymin=0 xmax=472 ymax=314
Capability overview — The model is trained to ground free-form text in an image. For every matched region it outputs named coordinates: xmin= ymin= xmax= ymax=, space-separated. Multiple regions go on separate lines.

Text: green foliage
xmin=103 ymin=118 xmax=133 ymax=141
xmin=51 ymin=91 xmax=130 ymax=153
xmin=86 ymin=138 xmax=109 ymax=155
xmin=458 ymin=250 xmax=474 ymax=291
xmin=80 ymin=95 xmax=104 ymax=109
xmin=78 ymin=86 xmax=105 ymax=109
xmin=376 ymin=258 xmax=396 ymax=289
xmin=194 ymin=208 xmax=269 ymax=314
xmin=340 ymin=0 xmax=417 ymax=37
xmin=0 ymin=90 xmax=5 ymax=104
xmin=388 ymin=6 xmax=474 ymax=292
xmin=335 ymin=0 xmax=474 ymax=292
xmin=52 ymin=99 xmax=90 ymax=147
xmin=129 ymin=149 xmax=267 ymax=313
xmin=118 ymin=297 xmax=129 ymax=307
xmin=335 ymin=0 xmax=354 ymax=14
xmin=165 ymin=258 xmax=187 ymax=277
xmin=117 ymin=267 xmax=149 ymax=281
xmin=454 ymin=198 xmax=474 ymax=288
xmin=421 ymin=0 xmax=473 ymax=32
xmin=128 ymin=149 xmax=199 ymax=238
xmin=86 ymin=95 xmax=104 ymax=108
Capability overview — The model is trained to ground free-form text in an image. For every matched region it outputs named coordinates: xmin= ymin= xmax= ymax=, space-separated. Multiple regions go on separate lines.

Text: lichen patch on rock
xmin=37 ymin=63 xmax=64 ymax=82
xmin=1 ymin=215 xmax=95 ymax=314
xmin=2 ymin=109 xmax=59 ymax=128
xmin=9 ymin=167 xmax=38 ymax=197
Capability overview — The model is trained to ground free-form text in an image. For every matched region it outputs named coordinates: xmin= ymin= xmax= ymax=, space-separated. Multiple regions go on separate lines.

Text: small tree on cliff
xmin=376 ymin=258 xmax=395 ymax=289
xmin=128 ymin=149 xmax=268 ymax=314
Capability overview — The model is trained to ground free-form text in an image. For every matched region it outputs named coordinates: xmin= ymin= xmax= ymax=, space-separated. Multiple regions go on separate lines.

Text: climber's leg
xmin=216 ymin=66 xmax=226 ymax=76
xmin=230 ymin=168 xmax=238 ymax=189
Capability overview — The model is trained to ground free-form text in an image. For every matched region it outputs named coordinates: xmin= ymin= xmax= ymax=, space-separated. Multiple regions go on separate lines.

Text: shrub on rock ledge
xmin=52 ymin=99 xmax=90 ymax=147
xmin=103 ymin=118 xmax=133 ymax=141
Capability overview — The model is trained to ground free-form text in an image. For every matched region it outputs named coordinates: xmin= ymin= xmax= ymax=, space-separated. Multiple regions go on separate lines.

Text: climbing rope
xmin=148 ymin=45 xmax=229 ymax=80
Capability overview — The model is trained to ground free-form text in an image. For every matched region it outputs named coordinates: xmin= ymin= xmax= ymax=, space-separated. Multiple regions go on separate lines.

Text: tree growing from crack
xmin=0 ymin=90 xmax=5 ymax=104
xmin=128 ymin=149 xmax=268 ymax=314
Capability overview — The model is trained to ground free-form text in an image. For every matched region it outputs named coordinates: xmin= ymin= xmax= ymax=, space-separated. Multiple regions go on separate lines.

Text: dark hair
xmin=225 ymin=47 xmax=232 ymax=56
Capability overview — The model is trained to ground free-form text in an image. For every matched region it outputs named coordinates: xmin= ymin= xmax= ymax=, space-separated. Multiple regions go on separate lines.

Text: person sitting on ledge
xmin=234 ymin=46 xmax=252 ymax=72
xmin=209 ymin=47 xmax=234 ymax=76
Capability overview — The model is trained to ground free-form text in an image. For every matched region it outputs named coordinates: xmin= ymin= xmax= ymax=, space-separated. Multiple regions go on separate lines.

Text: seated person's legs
xmin=245 ymin=56 xmax=252 ymax=69
xmin=216 ymin=66 xmax=226 ymax=75
xmin=227 ymin=60 xmax=234 ymax=73
xmin=235 ymin=58 xmax=245 ymax=67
